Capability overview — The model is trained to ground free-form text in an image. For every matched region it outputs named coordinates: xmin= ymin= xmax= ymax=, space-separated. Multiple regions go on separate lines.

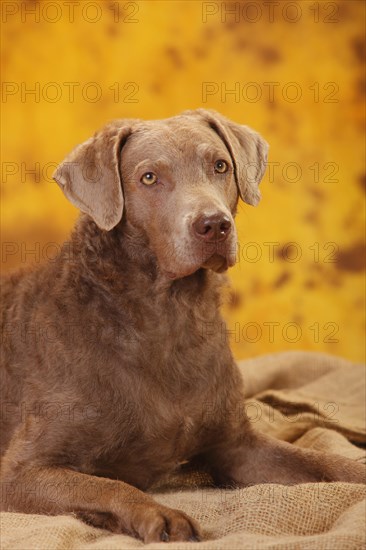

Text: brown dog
xmin=1 ymin=109 xmax=364 ymax=543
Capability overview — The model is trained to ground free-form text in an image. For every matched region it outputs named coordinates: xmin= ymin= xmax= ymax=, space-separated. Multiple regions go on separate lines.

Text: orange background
xmin=1 ymin=0 xmax=365 ymax=361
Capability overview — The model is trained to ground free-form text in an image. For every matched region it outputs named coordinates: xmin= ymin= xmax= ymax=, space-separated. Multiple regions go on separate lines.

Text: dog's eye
xmin=141 ymin=172 xmax=158 ymax=186
xmin=214 ymin=160 xmax=229 ymax=174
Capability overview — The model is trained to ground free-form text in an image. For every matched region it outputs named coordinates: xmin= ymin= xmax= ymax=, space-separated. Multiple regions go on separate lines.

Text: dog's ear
xmin=53 ymin=121 xmax=134 ymax=230
xmin=189 ymin=109 xmax=269 ymax=206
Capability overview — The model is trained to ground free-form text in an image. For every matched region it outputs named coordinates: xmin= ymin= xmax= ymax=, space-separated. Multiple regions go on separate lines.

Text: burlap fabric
xmin=1 ymin=351 xmax=365 ymax=549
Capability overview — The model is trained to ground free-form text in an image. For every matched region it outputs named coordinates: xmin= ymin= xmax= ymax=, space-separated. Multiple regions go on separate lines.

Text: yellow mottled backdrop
xmin=1 ymin=0 xmax=365 ymax=361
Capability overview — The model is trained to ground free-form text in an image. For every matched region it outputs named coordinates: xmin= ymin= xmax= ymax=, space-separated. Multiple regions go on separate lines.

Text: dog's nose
xmin=193 ymin=213 xmax=232 ymax=242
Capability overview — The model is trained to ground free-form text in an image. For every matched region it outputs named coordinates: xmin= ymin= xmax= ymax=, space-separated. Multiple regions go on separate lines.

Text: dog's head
xmin=53 ymin=109 xmax=268 ymax=279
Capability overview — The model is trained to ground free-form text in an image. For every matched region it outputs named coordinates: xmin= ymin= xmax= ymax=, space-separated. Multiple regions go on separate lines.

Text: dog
xmin=1 ymin=109 xmax=364 ymax=543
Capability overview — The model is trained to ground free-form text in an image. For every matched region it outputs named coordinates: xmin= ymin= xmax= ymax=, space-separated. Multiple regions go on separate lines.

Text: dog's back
xmin=1 ymin=267 xmax=42 ymax=453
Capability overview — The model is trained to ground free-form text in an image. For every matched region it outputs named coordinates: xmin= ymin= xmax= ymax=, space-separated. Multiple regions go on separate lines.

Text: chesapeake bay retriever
xmin=1 ymin=109 xmax=365 ymax=543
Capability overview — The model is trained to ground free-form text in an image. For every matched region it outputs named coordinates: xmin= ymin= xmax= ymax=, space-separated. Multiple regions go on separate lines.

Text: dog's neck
xmin=58 ymin=215 xmax=224 ymax=307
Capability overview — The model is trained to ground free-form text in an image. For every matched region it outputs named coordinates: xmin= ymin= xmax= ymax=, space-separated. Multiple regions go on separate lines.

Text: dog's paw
xmin=130 ymin=503 xmax=201 ymax=543
xmin=76 ymin=504 xmax=201 ymax=543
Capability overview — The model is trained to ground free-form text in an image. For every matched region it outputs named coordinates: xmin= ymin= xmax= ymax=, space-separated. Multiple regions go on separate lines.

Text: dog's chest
xmin=93 ymin=343 xmax=230 ymax=489
xmin=93 ymin=389 xmax=218 ymax=489
xmin=89 ymin=280 xmax=235 ymax=487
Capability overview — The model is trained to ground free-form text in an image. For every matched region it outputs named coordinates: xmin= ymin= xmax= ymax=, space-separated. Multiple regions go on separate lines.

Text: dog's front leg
xmin=0 ymin=429 xmax=200 ymax=543
xmin=1 ymin=464 xmax=201 ymax=542
xmin=207 ymin=429 xmax=365 ymax=486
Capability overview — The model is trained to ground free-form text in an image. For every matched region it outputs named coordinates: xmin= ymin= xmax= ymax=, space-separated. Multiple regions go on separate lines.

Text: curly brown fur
xmin=1 ymin=110 xmax=364 ymax=544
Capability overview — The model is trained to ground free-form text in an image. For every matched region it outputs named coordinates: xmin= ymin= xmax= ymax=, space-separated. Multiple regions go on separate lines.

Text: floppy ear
xmin=190 ymin=109 xmax=269 ymax=206
xmin=53 ymin=120 xmax=134 ymax=230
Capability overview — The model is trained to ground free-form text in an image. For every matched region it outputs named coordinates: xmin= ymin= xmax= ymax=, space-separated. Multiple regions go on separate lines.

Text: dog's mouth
xmin=200 ymin=237 xmax=237 ymax=274
xmin=164 ymin=249 xmax=236 ymax=280
xmin=201 ymin=253 xmax=230 ymax=273
xmin=161 ymin=234 xmax=238 ymax=281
